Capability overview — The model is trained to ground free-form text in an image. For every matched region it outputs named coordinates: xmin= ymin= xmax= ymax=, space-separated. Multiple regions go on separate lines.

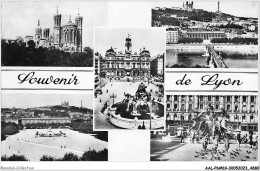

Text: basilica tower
xmin=75 ymin=10 xmax=83 ymax=52
xmin=35 ymin=20 xmax=42 ymax=42
xmin=53 ymin=6 xmax=62 ymax=48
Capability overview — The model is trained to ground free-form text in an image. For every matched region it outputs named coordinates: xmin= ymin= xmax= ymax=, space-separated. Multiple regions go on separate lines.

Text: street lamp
xmin=150 ymin=98 xmax=154 ymax=130
xmin=110 ymin=93 xmax=117 ymax=106
xmin=235 ymin=114 xmax=239 ymax=129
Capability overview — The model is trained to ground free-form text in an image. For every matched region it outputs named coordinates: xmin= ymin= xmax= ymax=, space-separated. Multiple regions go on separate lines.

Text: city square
xmin=151 ymin=136 xmax=258 ymax=161
xmin=94 ymin=79 xmax=164 ymax=129
xmin=94 ymin=28 xmax=165 ymax=130
xmin=2 ymin=129 xmax=108 ymax=161
xmin=151 ymin=94 xmax=258 ymax=161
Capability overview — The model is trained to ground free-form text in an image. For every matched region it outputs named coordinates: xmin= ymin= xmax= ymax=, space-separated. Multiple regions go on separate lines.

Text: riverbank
xmin=167 ymin=44 xmax=258 ymax=55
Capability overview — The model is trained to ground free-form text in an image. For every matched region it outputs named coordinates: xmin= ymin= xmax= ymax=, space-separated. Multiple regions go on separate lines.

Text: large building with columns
xmin=186 ymin=31 xmax=226 ymax=41
xmin=103 ymin=35 xmax=151 ymax=80
xmin=166 ymin=95 xmax=258 ymax=132
xmin=34 ymin=8 xmax=83 ymax=52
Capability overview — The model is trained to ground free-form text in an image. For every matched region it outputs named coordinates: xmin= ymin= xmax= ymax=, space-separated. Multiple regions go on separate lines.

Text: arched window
xmin=174 ymin=114 xmax=177 ymax=120
xmin=64 ymin=31 xmax=67 ymax=42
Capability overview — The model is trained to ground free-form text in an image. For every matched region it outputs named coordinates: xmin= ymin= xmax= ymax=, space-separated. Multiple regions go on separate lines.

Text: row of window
xmin=167 ymin=115 xmax=257 ymax=123
xmin=166 ymin=95 xmax=256 ymax=103
xmin=105 ymin=57 xmax=150 ymax=61
xmin=187 ymin=33 xmax=225 ymax=38
xmin=166 ymin=102 xmax=256 ymax=113
xmin=106 ymin=63 xmax=150 ymax=69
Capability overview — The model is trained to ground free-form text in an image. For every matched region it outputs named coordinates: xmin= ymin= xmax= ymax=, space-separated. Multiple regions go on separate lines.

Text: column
xmin=239 ymin=96 xmax=243 ymax=112
xmin=171 ymin=96 xmax=174 ymax=111
xmin=219 ymin=96 xmax=224 ymax=109
xmin=256 ymin=96 xmax=258 ymax=113
xmin=247 ymin=95 xmax=250 ymax=113
xmin=194 ymin=95 xmax=198 ymax=109
xmin=231 ymin=95 xmax=235 ymax=112
xmin=212 ymin=95 xmax=215 ymax=109
xmin=178 ymin=95 xmax=181 ymax=112
xmin=204 ymin=96 xmax=207 ymax=109
xmin=186 ymin=95 xmax=189 ymax=112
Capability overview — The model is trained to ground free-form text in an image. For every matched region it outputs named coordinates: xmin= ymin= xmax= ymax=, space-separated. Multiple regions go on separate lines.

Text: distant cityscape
xmin=1 ymin=100 xmax=93 ymax=126
xmin=153 ymin=1 xmax=258 ymax=44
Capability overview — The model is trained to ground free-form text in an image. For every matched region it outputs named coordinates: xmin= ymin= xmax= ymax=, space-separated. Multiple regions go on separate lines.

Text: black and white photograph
xmin=94 ymin=28 xmax=165 ymax=130
xmin=1 ymin=1 xmax=108 ymax=67
xmin=152 ymin=1 xmax=258 ymax=68
xmin=1 ymin=93 xmax=108 ymax=161
xmin=151 ymin=94 xmax=258 ymax=161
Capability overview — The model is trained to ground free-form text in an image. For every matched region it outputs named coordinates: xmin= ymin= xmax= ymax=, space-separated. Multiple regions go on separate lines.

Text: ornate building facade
xmin=166 ymin=95 xmax=258 ymax=132
xmin=103 ymin=36 xmax=151 ymax=80
xmin=34 ymin=8 xmax=83 ymax=52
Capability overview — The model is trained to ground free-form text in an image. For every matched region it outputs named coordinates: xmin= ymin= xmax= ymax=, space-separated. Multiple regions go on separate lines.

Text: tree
xmin=81 ymin=150 xmax=100 ymax=161
xmin=4 ymin=124 xmax=19 ymax=135
xmin=27 ymin=40 xmax=36 ymax=49
xmin=40 ymin=155 xmax=55 ymax=161
xmin=80 ymin=149 xmax=108 ymax=161
xmin=1 ymin=154 xmax=29 ymax=161
xmin=1 ymin=40 xmax=93 ymax=67
xmin=61 ymin=153 xmax=80 ymax=161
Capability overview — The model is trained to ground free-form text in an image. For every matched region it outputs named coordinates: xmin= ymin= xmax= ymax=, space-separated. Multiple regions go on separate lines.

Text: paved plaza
xmin=94 ymin=79 xmax=164 ymax=129
xmin=1 ymin=129 xmax=108 ymax=161
xmin=151 ymin=138 xmax=258 ymax=161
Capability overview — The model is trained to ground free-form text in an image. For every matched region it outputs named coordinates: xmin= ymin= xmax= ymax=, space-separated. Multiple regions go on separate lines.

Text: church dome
xmin=140 ymin=48 xmax=150 ymax=56
xmin=106 ymin=47 xmax=116 ymax=55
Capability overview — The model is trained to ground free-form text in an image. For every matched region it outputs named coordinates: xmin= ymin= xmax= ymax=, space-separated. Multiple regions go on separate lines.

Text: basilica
xmin=32 ymin=8 xmax=83 ymax=53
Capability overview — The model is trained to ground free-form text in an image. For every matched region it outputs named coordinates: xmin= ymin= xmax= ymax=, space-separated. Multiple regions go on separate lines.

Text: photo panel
xmin=151 ymin=1 xmax=258 ymax=68
xmin=1 ymin=1 xmax=108 ymax=67
xmin=1 ymin=0 xmax=109 ymax=163
xmin=94 ymin=27 xmax=166 ymax=130
xmin=1 ymin=91 xmax=108 ymax=161
xmin=151 ymin=92 xmax=258 ymax=161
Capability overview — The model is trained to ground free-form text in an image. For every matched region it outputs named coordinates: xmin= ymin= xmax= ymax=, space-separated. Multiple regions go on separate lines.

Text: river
xmin=166 ymin=51 xmax=258 ymax=68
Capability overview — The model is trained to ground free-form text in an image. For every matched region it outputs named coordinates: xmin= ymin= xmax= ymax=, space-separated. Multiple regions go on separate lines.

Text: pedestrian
xmin=244 ymin=134 xmax=248 ymax=148
xmin=192 ymin=132 xmax=196 ymax=143
xmin=252 ymin=132 xmax=257 ymax=150
xmin=256 ymin=133 xmax=258 ymax=150
xmin=213 ymin=137 xmax=218 ymax=151
xmin=106 ymin=89 xmax=108 ymax=93
xmin=249 ymin=132 xmax=253 ymax=148
xmin=225 ymin=135 xmax=230 ymax=152
xmin=237 ymin=132 xmax=242 ymax=147
xmin=202 ymin=139 xmax=208 ymax=152
xmin=180 ymin=132 xmax=184 ymax=143
xmin=100 ymin=98 xmax=102 ymax=103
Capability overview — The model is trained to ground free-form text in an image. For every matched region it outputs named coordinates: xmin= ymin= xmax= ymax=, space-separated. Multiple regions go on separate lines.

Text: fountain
xmin=108 ymin=82 xmax=164 ymax=129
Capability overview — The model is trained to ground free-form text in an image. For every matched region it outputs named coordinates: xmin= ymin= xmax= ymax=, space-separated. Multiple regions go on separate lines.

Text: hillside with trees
xmin=1 ymin=40 xmax=93 ymax=67
xmin=152 ymin=8 xmax=235 ymax=25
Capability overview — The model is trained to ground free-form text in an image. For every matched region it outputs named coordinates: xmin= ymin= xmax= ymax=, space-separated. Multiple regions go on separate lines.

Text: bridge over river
xmin=205 ymin=45 xmax=228 ymax=68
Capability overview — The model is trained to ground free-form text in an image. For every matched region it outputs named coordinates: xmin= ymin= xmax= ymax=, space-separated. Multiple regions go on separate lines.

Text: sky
xmin=1 ymin=1 xmax=108 ymax=48
xmin=2 ymin=94 xmax=93 ymax=109
xmin=152 ymin=1 xmax=258 ymax=18
xmin=95 ymin=28 xmax=165 ymax=57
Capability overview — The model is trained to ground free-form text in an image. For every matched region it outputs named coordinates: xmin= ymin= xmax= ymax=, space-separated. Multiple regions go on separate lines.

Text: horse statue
xmin=190 ymin=110 xmax=215 ymax=137
xmin=190 ymin=107 xmax=231 ymax=142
